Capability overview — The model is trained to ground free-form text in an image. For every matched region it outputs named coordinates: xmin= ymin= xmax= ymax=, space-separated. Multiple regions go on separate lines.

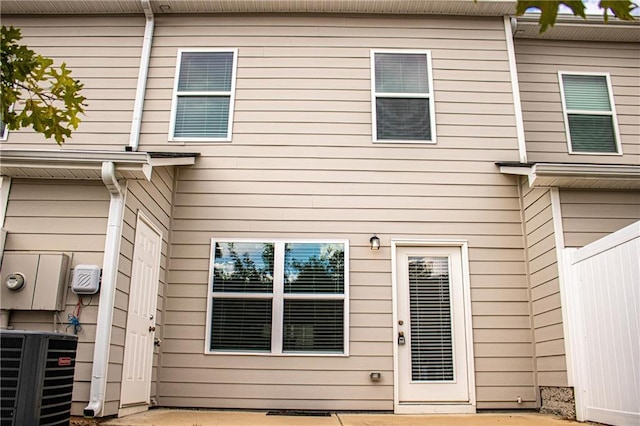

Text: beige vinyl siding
xmin=520 ymin=181 xmax=567 ymax=388
xmin=2 ymin=180 xmax=109 ymax=415
xmin=153 ymin=14 xmax=534 ymax=410
xmin=1 ymin=16 xmax=143 ymax=149
xmin=560 ymin=189 xmax=640 ymax=248
xmin=515 ymin=39 xmax=640 ymax=163
xmin=111 ymin=167 xmax=176 ymax=414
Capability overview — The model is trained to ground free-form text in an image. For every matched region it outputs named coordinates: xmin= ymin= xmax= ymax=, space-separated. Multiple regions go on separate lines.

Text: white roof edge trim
xmin=0 ymin=149 xmax=196 ymax=181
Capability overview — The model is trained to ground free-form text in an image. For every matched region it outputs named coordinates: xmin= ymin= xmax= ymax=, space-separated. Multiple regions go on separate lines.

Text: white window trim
xmin=558 ymin=71 xmax=622 ymax=156
xmin=370 ymin=49 xmax=437 ymax=144
xmin=169 ymin=48 xmax=238 ymax=142
xmin=205 ymin=238 xmax=350 ymax=357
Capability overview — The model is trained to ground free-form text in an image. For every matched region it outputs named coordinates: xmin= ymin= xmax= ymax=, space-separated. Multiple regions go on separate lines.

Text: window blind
xmin=376 ymin=98 xmax=431 ymax=141
xmin=562 ymin=74 xmax=611 ymax=111
xmin=373 ymin=52 xmax=432 ymax=142
xmin=212 ymin=242 xmax=274 ymax=293
xmin=284 ymin=243 xmax=344 ymax=293
xmin=174 ymin=51 xmax=235 ymax=139
xmin=178 ymin=52 xmax=234 ymax=92
xmin=567 ymin=115 xmax=617 ymax=152
xmin=283 ymin=300 xmax=344 ymax=352
xmin=209 ymin=240 xmax=347 ymax=354
xmin=561 ymin=74 xmax=618 ymax=153
xmin=408 ymin=256 xmax=454 ymax=382
xmin=375 ymin=53 xmax=429 ymax=94
xmin=210 ymin=298 xmax=272 ymax=351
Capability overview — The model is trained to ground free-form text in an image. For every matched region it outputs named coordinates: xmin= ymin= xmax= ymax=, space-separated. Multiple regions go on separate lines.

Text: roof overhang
xmin=0 ymin=149 xmax=197 ymax=181
xmin=2 ymin=0 xmax=517 ymax=16
xmin=498 ymin=162 xmax=640 ymax=190
xmin=514 ymin=14 xmax=640 ymax=42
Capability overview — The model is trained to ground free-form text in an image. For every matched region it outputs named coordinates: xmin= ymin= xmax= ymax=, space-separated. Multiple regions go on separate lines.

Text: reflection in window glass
xmin=212 ymin=242 xmax=274 ymax=292
xmin=284 ymin=243 xmax=345 ymax=293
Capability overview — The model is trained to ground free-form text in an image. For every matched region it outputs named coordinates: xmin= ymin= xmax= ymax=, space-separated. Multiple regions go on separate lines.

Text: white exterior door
xmin=394 ymin=244 xmax=474 ymax=413
xmin=120 ymin=213 xmax=162 ymax=408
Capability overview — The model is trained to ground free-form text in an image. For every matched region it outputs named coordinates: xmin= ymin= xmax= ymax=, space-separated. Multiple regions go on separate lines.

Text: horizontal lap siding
xmin=150 ymin=15 xmax=533 ymax=410
xmin=520 ymin=181 xmax=567 ymax=388
xmin=2 ymin=180 xmax=109 ymax=415
xmin=1 ymin=16 xmax=143 ymax=148
xmin=560 ymin=190 xmax=640 ymax=248
xmin=515 ymin=39 xmax=640 ymax=164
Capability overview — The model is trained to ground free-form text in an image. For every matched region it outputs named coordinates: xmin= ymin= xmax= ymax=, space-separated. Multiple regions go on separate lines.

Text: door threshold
xmin=395 ymin=403 xmax=476 ymax=414
xmin=118 ymin=404 xmax=149 ymax=418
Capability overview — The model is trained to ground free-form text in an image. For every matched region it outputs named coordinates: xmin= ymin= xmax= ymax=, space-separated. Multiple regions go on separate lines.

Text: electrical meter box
xmin=0 ymin=252 xmax=70 ymax=311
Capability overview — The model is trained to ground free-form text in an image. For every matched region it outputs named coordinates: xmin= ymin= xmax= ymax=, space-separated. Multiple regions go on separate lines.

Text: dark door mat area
xmin=266 ymin=410 xmax=332 ymax=417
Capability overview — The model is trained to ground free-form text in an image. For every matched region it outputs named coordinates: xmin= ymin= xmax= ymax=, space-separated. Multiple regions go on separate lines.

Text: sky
xmin=558 ymin=0 xmax=640 ymax=16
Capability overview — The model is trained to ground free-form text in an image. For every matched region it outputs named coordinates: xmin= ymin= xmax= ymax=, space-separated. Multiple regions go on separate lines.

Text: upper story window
xmin=559 ymin=72 xmax=621 ymax=154
xmin=170 ymin=49 xmax=238 ymax=142
xmin=371 ymin=50 xmax=436 ymax=143
xmin=207 ymin=240 xmax=349 ymax=355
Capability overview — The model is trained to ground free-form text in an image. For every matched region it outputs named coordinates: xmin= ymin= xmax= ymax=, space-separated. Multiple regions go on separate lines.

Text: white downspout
xmin=84 ymin=162 xmax=125 ymax=417
xmin=128 ymin=0 xmax=154 ymax=152
xmin=504 ymin=16 xmax=528 ymax=164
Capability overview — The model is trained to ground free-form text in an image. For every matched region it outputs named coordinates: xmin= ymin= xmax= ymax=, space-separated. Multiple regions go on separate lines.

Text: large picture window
xmin=559 ymin=72 xmax=621 ymax=154
xmin=208 ymin=240 xmax=348 ymax=355
xmin=371 ymin=50 xmax=436 ymax=143
xmin=170 ymin=49 xmax=238 ymax=141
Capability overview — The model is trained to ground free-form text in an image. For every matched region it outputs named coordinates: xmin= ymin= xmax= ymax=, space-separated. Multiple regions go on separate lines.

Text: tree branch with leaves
xmin=515 ymin=0 xmax=637 ymax=32
xmin=1 ymin=25 xmax=86 ymax=144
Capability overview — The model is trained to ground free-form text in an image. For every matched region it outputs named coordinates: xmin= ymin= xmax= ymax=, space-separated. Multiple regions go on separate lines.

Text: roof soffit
xmin=2 ymin=0 xmax=517 ymax=15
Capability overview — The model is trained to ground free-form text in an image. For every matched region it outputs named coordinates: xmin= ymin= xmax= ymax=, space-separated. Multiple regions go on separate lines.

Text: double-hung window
xmin=170 ymin=49 xmax=238 ymax=141
xmin=559 ymin=72 xmax=621 ymax=154
xmin=371 ymin=50 xmax=436 ymax=143
xmin=207 ymin=240 xmax=349 ymax=355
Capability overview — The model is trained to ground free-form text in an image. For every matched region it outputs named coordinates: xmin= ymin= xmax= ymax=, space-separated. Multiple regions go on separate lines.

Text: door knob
xmin=149 ymin=326 xmax=156 ymax=332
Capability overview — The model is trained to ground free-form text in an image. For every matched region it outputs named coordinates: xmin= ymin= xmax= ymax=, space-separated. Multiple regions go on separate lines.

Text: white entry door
xmin=395 ymin=245 xmax=474 ymax=413
xmin=120 ymin=213 xmax=162 ymax=408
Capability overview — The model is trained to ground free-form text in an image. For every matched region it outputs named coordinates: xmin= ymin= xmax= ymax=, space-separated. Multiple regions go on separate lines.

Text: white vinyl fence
xmin=563 ymin=221 xmax=639 ymax=426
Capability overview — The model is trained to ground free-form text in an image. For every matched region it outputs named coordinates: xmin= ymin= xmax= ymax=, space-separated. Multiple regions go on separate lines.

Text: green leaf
xmin=2 ymin=24 xmax=86 ymax=144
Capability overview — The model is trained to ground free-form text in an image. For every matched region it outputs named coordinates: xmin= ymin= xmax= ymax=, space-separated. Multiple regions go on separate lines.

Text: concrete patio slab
xmin=94 ymin=409 xmax=583 ymax=426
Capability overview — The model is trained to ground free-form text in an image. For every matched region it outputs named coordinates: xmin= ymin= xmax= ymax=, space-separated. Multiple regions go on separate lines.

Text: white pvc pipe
xmin=84 ymin=162 xmax=125 ymax=417
xmin=128 ymin=0 xmax=154 ymax=152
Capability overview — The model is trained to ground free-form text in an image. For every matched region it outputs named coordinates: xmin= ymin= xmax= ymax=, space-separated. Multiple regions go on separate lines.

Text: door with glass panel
xmin=395 ymin=246 xmax=471 ymax=405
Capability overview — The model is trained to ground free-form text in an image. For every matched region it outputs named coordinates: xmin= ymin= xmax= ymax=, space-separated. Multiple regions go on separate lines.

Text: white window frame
xmin=370 ymin=49 xmax=437 ymax=144
xmin=205 ymin=238 xmax=350 ymax=356
xmin=169 ymin=48 xmax=238 ymax=142
xmin=558 ymin=71 xmax=622 ymax=155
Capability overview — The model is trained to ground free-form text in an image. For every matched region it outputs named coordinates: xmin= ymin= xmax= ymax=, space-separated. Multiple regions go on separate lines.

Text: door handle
xmin=149 ymin=326 xmax=156 ymax=332
xmin=398 ymin=331 xmax=406 ymax=345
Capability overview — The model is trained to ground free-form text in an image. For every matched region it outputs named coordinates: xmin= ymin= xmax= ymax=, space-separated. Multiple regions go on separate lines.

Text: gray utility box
xmin=0 ymin=253 xmax=69 ymax=311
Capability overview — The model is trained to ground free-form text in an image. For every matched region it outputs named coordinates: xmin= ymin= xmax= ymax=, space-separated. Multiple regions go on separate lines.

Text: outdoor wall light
xmin=370 ymin=235 xmax=381 ymax=250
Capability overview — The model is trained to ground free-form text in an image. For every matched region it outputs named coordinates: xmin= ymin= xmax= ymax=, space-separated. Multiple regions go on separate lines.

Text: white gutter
xmin=84 ymin=162 xmax=126 ymax=418
xmin=504 ymin=16 xmax=527 ymax=164
xmin=128 ymin=0 xmax=154 ymax=152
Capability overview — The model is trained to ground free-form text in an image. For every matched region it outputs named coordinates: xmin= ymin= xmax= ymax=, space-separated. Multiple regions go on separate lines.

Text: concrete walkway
xmin=97 ymin=409 xmax=583 ymax=426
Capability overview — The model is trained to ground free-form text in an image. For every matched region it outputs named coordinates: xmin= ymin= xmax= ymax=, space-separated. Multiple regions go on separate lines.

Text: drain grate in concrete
xmin=266 ymin=410 xmax=331 ymax=417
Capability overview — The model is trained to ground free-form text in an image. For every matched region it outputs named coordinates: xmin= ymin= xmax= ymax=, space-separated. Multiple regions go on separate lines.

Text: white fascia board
xmin=0 ymin=149 xmax=196 ymax=181
xmin=500 ymin=162 xmax=640 ymax=188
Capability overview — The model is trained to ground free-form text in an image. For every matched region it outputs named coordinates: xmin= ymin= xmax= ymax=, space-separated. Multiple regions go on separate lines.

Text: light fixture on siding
xmin=370 ymin=235 xmax=381 ymax=250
